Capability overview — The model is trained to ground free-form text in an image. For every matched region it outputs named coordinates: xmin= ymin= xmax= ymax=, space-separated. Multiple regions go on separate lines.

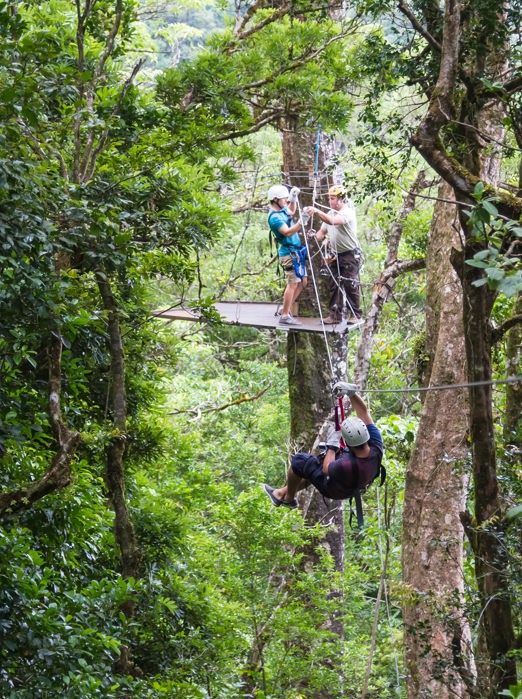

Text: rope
xmin=314 ymin=124 xmax=321 ymax=177
xmin=363 ymin=375 xmax=522 ymax=394
xmin=375 ymin=486 xmax=402 ymax=692
xmin=294 ymin=191 xmax=335 ymax=378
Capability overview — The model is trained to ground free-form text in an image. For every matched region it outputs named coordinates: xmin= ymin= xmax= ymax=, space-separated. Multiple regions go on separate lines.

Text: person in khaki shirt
xmin=305 ymin=184 xmax=362 ymax=323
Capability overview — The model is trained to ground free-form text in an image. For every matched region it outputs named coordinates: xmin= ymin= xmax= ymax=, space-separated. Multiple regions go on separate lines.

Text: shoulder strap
xmin=348 ymin=490 xmax=364 ymax=529
xmin=268 ymin=210 xmax=302 ymax=250
xmin=346 ymin=456 xmax=363 ymax=529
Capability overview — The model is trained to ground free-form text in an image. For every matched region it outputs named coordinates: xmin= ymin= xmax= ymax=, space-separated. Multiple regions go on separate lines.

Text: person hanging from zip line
xmin=304 ymin=184 xmax=362 ymax=324
xmin=267 ymin=184 xmax=309 ymax=326
xmin=264 ymin=382 xmax=384 ymax=510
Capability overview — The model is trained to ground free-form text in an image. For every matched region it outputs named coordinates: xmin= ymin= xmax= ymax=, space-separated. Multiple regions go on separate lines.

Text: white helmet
xmin=267 ymin=184 xmax=289 ymax=202
xmin=341 ymin=417 xmax=370 ymax=447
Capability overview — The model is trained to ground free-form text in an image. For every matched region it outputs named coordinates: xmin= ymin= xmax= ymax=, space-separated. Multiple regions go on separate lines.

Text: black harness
xmin=336 ymin=449 xmax=386 ymax=529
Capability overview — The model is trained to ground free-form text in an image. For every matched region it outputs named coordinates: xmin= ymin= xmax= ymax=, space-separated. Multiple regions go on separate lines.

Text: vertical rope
xmin=314 ymin=124 xmax=322 ymax=178
xmin=295 ymin=194 xmax=335 ymax=377
xmin=376 ymin=485 xmax=402 ymax=690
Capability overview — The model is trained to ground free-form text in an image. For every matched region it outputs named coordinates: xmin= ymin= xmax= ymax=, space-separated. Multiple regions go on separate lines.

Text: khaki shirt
xmin=321 ymin=201 xmax=359 ymax=254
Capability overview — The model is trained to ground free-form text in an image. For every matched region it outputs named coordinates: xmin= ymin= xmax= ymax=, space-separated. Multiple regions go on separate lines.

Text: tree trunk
xmin=503 ymin=293 xmax=522 ymax=445
xmin=97 ymin=273 xmax=142 ymax=678
xmin=402 ymin=182 xmax=474 ymax=699
xmin=458 ymin=247 xmax=517 ymax=695
xmin=0 ymin=331 xmax=81 ymax=515
xmin=407 ymin=0 xmax=517 ymax=691
xmin=283 ymin=120 xmax=347 ymax=699
xmin=456 ymin=42 xmax=517 ymax=694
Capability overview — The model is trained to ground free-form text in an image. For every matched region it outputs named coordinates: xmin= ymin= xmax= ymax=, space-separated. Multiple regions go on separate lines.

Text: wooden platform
xmin=154 ymin=302 xmax=362 ymax=335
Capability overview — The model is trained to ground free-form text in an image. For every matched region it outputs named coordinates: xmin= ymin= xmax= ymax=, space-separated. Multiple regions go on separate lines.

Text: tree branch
xmin=397 ymin=0 xmax=442 ymax=53
xmin=491 ymin=314 xmax=522 ymax=344
xmin=0 ymin=332 xmax=81 ymax=517
xmin=233 ymin=1 xmax=292 ymax=43
xmin=168 ymin=386 xmax=271 ymax=417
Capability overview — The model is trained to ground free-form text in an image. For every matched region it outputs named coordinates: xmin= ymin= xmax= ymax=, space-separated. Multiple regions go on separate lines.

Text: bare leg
xmin=281 ymin=282 xmax=298 ymax=317
xmin=273 ymin=467 xmax=308 ymax=503
xmin=291 ymin=278 xmax=306 ymax=312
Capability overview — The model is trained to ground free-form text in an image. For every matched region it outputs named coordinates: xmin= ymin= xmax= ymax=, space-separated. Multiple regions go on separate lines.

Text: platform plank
xmin=155 ymin=302 xmax=362 ymax=335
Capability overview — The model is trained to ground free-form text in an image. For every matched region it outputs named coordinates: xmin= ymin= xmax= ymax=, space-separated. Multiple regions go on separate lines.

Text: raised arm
xmin=348 ymin=393 xmax=373 ymax=425
xmin=333 ymin=381 xmax=373 ymax=424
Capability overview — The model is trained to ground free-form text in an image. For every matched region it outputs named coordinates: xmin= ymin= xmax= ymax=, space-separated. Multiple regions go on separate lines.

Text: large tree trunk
xmin=456 ymin=44 xmax=517 ymax=695
xmin=407 ymin=0 xmax=517 ymax=692
xmin=402 ymin=182 xmax=474 ymax=699
xmin=458 ymin=249 xmax=517 ymax=695
xmin=283 ymin=120 xmax=347 ymax=699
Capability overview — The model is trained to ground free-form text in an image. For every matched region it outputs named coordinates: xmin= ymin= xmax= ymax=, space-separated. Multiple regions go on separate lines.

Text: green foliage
xmin=0 ymin=467 xmax=137 ymax=699
xmin=463 ymin=182 xmax=522 ymax=298
xmin=1 ymin=0 xmax=520 ymax=696
xmin=156 ymin=10 xmax=357 ymax=146
xmin=500 ymin=684 xmax=522 ymax=699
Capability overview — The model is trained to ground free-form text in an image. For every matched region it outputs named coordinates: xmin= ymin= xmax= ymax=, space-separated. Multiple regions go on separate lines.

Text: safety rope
xmin=375 ymin=486 xmax=402 ymax=692
xmin=294 ymin=190 xmax=335 ymax=378
xmin=314 ymin=124 xmax=321 ymax=178
xmin=230 ymin=167 xmax=265 ymax=321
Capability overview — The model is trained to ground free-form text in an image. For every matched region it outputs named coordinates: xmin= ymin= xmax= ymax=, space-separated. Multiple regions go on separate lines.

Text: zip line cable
xmin=363 ymin=375 xmax=522 ymax=394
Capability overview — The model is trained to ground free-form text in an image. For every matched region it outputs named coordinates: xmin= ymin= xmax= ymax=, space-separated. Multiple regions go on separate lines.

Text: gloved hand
xmin=300 ymin=211 xmax=310 ymax=227
xmin=316 ymin=442 xmax=328 ymax=460
xmin=333 ymin=381 xmax=357 ymax=397
xmin=288 ymin=186 xmax=300 ymax=203
xmin=325 ymin=429 xmax=342 ymax=450
xmin=316 ymin=439 xmax=339 ymax=461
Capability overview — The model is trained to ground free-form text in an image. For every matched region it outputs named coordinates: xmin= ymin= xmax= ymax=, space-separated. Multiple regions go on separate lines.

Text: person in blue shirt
xmin=264 ymin=382 xmax=384 ymax=508
xmin=267 ymin=184 xmax=307 ymax=326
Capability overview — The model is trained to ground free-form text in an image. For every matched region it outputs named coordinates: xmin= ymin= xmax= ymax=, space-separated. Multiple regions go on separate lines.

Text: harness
xmin=335 ymin=448 xmax=386 ymax=528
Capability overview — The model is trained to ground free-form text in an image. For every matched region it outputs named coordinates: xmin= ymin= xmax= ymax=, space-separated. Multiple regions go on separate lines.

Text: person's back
xmin=327 ymin=424 xmax=383 ymax=498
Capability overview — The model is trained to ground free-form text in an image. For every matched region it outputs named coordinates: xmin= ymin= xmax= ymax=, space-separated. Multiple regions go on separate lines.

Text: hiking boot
xmin=323 ymin=316 xmax=340 ymax=324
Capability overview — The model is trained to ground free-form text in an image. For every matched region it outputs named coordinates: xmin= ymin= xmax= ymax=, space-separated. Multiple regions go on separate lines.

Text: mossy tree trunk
xmin=282 ymin=119 xmax=348 ymax=698
xmin=402 ymin=182 xmax=474 ymax=699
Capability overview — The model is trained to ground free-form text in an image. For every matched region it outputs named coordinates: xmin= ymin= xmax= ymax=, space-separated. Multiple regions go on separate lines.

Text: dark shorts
xmin=291 ymin=452 xmax=332 ymax=498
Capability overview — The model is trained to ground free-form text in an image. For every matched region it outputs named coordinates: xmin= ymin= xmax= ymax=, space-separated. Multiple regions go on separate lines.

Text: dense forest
xmin=0 ymin=1 xmax=520 ymax=698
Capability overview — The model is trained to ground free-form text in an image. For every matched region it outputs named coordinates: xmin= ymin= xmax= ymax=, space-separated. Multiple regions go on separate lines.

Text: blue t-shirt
xmin=268 ymin=208 xmax=302 ymax=256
